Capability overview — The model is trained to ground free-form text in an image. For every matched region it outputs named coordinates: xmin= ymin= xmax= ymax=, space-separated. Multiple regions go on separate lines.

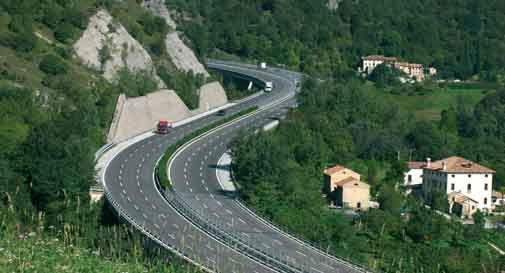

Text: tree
xmin=368 ymin=64 xmax=402 ymax=88
xmin=39 ymin=54 xmax=68 ymax=75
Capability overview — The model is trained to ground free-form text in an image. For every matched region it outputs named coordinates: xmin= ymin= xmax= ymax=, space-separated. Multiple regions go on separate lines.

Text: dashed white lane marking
xmin=253 ymin=228 xmax=261 ymax=233
xmin=134 ymin=205 xmax=139 ymax=210
xmin=189 ymin=188 xmax=193 ymax=193
xmin=213 ymin=212 xmax=219 ymax=218
xmin=119 ymin=169 xmax=122 ymax=174
xmin=216 ymin=201 xmax=222 ymax=206
xmin=151 ymin=204 xmax=157 ymax=210
xmin=167 ymin=233 xmax=175 ymax=240
xmin=142 ymin=213 xmax=148 ymax=219
xmin=296 ymin=251 xmax=307 ymax=257
xmin=172 ymin=223 xmax=179 ymax=229
xmin=119 ymin=182 xmax=123 ymax=187
xmin=311 ymin=267 xmax=324 ymax=273
xmin=201 ymin=179 xmax=205 ymax=184
xmin=195 ymin=195 xmax=200 ymax=201
xmin=210 ymin=194 xmax=214 ymax=199
xmin=238 ymin=218 xmax=246 ymax=224
xmin=127 ymin=197 xmax=131 ymax=202
xmin=204 ymin=186 xmax=209 ymax=191
xmin=241 ymin=232 xmax=250 ymax=238
xmin=122 ymin=189 xmax=126 ymax=194
xmin=202 ymin=203 xmax=208 ymax=209
xmin=154 ymin=223 xmax=160 ymax=229
xmin=118 ymin=175 xmax=122 ymax=180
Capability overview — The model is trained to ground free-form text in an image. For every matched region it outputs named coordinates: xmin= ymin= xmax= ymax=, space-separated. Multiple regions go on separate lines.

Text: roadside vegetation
xmin=0 ymin=1 xmax=204 ymax=271
xmin=231 ymin=78 xmax=505 ymax=273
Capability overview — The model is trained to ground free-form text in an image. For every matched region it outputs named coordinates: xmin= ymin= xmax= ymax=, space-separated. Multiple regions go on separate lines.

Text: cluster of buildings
xmin=358 ymin=55 xmax=437 ymax=82
xmin=324 ymin=156 xmax=501 ymax=219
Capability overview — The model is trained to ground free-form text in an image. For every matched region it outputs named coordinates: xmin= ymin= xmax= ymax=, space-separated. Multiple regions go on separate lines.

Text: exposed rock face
xmin=142 ymin=0 xmax=209 ymax=77
xmin=196 ymin=82 xmax=228 ymax=113
xmin=74 ymin=10 xmax=166 ymax=88
xmin=141 ymin=0 xmax=176 ymax=29
xmin=110 ymin=90 xmax=191 ymax=142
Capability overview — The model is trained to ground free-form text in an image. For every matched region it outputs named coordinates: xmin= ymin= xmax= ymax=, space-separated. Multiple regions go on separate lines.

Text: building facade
xmin=359 ymin=55 xmax=436 ymax=82
xmin=324 ymin=165 xmax=370 ymax=210
xmin=422 ymin=156 xmax=495 ymax=214
xmin=404 ymin=161 xmax=425 ymax=187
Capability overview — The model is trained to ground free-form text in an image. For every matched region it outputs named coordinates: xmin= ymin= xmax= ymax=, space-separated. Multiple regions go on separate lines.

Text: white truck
xmin=265 ymin=81 xmax=273 ymax=92
xmin=259 ymin=62 xmax=267 ymax=69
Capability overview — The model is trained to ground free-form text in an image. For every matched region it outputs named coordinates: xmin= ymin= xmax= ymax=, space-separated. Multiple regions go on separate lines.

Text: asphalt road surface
xmin=103 ymin=60 xmax=367 ymax=273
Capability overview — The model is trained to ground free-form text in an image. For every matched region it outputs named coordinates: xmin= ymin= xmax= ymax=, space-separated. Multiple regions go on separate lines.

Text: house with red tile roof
xmin=324 ymin=165 xmax=370 ymax=210
xmin=421 ymin=156 xmax=495 ymax=216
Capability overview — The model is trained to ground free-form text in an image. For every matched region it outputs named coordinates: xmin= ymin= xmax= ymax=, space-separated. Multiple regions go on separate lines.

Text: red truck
xmin=156 ymin=120 xmax=172 ymax=134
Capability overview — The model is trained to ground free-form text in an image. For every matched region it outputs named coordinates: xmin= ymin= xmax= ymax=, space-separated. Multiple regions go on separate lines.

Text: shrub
xmin=39 ymin=54 xmax=68 ymax=75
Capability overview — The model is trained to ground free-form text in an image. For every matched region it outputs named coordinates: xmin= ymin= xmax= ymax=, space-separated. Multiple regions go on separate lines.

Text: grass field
xmin=385 ymin=86 xmax=489 ymax=121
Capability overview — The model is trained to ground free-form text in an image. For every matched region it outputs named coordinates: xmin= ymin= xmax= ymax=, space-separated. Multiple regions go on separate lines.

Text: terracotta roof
xmin=324 ymin=165 xmax=345 ymax=176
xmin=425 ymin=156 xmax=495 ymax=174
xmin=335 ymin=177 xmax=370 ymax=188
xmin=448 ymin=192 xmax=478 ymax=204
xmin=396 ymin=62 xmax=423 ymax=68
xmin=362 ymin=55 xmax=397 ymax=62
xmin=408 ymin=161 xmax=425 ymax=169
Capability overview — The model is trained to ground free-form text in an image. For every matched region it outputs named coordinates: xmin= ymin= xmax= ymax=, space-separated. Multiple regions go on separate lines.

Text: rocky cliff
xmin=142 ymin=0 xmax=210 ymax=77
xmin=74 ymin=10 xmax=166 ymax=88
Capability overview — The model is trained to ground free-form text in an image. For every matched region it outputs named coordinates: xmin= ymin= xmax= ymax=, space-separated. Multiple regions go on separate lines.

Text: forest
xmin=170 ymin=0 xmax=505 ymax=81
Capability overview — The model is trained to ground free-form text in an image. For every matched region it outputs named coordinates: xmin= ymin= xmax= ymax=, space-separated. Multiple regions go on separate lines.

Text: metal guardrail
xmin=229 ymin=166 xmax=372 ymax=273
xmin=154 ymin=174 xmax=304 ymax=273
xmin=101 ymin=185 xmax=216 ymax=273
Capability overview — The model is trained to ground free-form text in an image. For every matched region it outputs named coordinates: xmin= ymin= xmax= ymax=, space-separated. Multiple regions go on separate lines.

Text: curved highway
xmin=103 ymin=60 xmax=368 ymax=273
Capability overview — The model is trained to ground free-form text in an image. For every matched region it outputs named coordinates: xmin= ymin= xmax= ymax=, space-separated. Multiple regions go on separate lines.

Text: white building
xmin=404 ymin=161 xmax=425 ymax=187
xmin=422 ymin=156 xmax=495 ymax=214
xmin=358 ymin=55 xmax=436 ymax=82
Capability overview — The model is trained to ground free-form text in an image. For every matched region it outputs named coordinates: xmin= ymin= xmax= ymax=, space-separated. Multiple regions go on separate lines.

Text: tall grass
xmin=0 ymin=193 xmax=202 ymax=273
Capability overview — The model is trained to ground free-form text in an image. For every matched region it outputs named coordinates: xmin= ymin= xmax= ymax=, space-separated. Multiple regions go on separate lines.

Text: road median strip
xmin=156 ymin=106 xmax=258 ymax=190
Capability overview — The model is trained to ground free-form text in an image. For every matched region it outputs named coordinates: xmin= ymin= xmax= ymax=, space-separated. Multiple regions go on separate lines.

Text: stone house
xmin=324 ymin=165 xmax=370 ymax=210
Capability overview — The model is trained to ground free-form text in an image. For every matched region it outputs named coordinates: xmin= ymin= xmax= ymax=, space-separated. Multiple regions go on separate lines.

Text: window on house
xmin=485 ymin=184 xmax=488 ymax=190
xmin=408 ymin=175 xmax=412 ymax=182
xmin=452 ymin=174 xmax=455 ymax=178
xmin=484 ymin=198 xmax=488 ymax=205
xmin=451 ymin=184 xmax=455 ymax=190
xmin=467 ymin=184 xmax=472 ymax=192
xmin=485 ymin=174 xmax=489 ymax=178
xmin=468 ymin=174 xmax=472 ymax=178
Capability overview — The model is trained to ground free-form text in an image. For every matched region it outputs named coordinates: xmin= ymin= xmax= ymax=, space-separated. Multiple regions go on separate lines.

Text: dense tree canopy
xmin=170 ymin=0 xmax=505 ymax=81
